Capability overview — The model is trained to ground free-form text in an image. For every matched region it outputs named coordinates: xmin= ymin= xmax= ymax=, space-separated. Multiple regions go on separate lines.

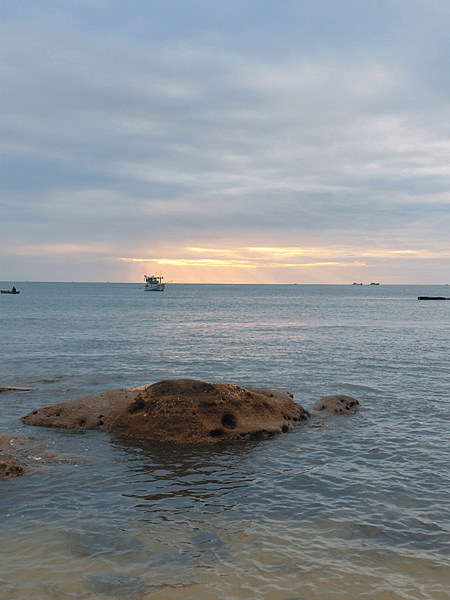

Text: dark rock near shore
xmin=311 ymin=395 xmax=359 ymax=414
xmin=0 ymin=453 xmax=27 ymax=480
xmin=0 ymin=434 xmax=27 ymax=480
xmin=21 ymin=379 xmax=310 ymax=443
xmin=0 ymin=433 xmax=82 ymax=481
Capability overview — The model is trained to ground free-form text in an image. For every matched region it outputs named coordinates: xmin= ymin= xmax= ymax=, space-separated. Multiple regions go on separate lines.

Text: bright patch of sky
xmin=1 ymin=0 xmax=449 ymax=283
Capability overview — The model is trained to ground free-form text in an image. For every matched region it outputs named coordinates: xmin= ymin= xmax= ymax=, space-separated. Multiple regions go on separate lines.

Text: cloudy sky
xmin=1 ymin=0 xmax=449 ymax=283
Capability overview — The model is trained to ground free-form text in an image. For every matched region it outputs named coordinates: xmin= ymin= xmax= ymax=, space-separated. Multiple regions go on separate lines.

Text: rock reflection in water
xmin=116 ymin=437 xmax=261 ymax=522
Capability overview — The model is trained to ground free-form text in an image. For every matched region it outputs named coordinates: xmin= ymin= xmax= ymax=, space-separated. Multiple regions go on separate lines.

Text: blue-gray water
xmin=1 ymin=283 xmax=449 ymax=600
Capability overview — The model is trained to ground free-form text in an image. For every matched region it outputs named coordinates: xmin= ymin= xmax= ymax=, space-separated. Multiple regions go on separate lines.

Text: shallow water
xmin=1 ymin=283 xmax=449 ymax=599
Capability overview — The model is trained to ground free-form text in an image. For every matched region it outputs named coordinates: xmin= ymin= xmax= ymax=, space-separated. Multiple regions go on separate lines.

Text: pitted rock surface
xmin=21 ymin=387 xmax=144 ymax=431
xmin=311 ymin=394 xmax=359 ymax=414
xmin=112 ymin=379 xmax=309 ymax=443
xmin=21 ymin=379 xmax=310 ymax=443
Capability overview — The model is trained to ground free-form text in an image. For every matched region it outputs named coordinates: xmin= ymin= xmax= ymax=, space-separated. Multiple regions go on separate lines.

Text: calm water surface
xmin=1 ymin=283 xmax=449 ymax=600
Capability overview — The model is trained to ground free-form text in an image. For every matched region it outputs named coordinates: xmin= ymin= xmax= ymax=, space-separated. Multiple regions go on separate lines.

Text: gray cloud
xmin=1 ymin=2 xmax=449 ymax=282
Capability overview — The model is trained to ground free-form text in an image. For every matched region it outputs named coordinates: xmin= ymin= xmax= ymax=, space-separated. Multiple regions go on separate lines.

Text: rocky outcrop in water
xmin=0 ymin=434 xmax=27 ymax=480
xmin=311 ymin=394 xmax=359 ymax=414
xmin=0 ymin=453 xmax=27 ymax=480
xmin=0 ymin=433 xmax=80 ymax=480
xmin=112 ymin=379 xmax=309 ymax=442
xmin=21 ymin=379 xmax=310 ymax=443
xmin=21 ymin=387 xmax=144 ymax=431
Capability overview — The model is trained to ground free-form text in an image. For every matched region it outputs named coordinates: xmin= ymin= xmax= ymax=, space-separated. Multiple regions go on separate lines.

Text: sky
xmin=1 ymin=0 xmax=449 ymax=284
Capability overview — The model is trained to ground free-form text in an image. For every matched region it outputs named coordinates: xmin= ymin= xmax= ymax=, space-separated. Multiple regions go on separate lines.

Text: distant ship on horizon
xmin=143 ymin=274 xmax=165 ymax=292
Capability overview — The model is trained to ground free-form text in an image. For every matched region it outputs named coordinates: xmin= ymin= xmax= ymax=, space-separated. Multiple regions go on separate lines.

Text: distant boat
xmin=143 ymin=274 xmax=165 ymax=292
xmin=370 ymin=282 xmax=379 ymax=285
xmin=1 ymin=286 xmax=20 ymax=294
xmin=352 ymin=282 xmax=362 ymax=285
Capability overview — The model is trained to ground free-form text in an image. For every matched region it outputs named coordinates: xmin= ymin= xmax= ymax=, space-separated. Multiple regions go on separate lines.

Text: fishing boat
xmin=143 ymin=274 xmax=165 ymax=292
xmin=1 ymin=286 xmax=20 ymax=294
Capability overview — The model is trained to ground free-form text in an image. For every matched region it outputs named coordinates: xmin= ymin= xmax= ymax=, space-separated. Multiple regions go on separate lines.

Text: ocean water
xmin=1 ymin=282 xmax=449 ymax=600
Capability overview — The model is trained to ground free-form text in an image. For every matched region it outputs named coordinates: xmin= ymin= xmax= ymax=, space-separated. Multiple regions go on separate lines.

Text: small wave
xmin=29 ymin=374 xmax=77 ymax=385
xmin=337 ymin=383 xmax=382 ymax=393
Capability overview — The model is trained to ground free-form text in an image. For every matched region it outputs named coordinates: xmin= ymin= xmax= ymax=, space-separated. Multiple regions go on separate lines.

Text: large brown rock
xmin=21 ymin=379 xmax=310 ymax=443
xmin=112 ymin=379 xmax=309 ymax=442
xmin=311 ymin=394 xmax=359 ymax=414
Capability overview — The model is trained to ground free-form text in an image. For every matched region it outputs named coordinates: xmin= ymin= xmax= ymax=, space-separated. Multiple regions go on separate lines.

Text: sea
xmin=0 ymin=282 xmax=449 ymax=600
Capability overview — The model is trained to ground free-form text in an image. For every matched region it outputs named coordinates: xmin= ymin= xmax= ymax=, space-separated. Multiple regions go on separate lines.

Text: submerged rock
xmin=0 ymin=453 xmax=27 ymax=480
xmin=0 ymin=433 xmax=82 ymax=481
xmin=311 ymin=394 xmax=359 ymax=414
xmin=0 ymin=434 xmax=27 ymax=480
xmin=21 ymin=379 xmax=310 ymax=443
xmin=0 ymin=385 xmax=33 ymax=393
